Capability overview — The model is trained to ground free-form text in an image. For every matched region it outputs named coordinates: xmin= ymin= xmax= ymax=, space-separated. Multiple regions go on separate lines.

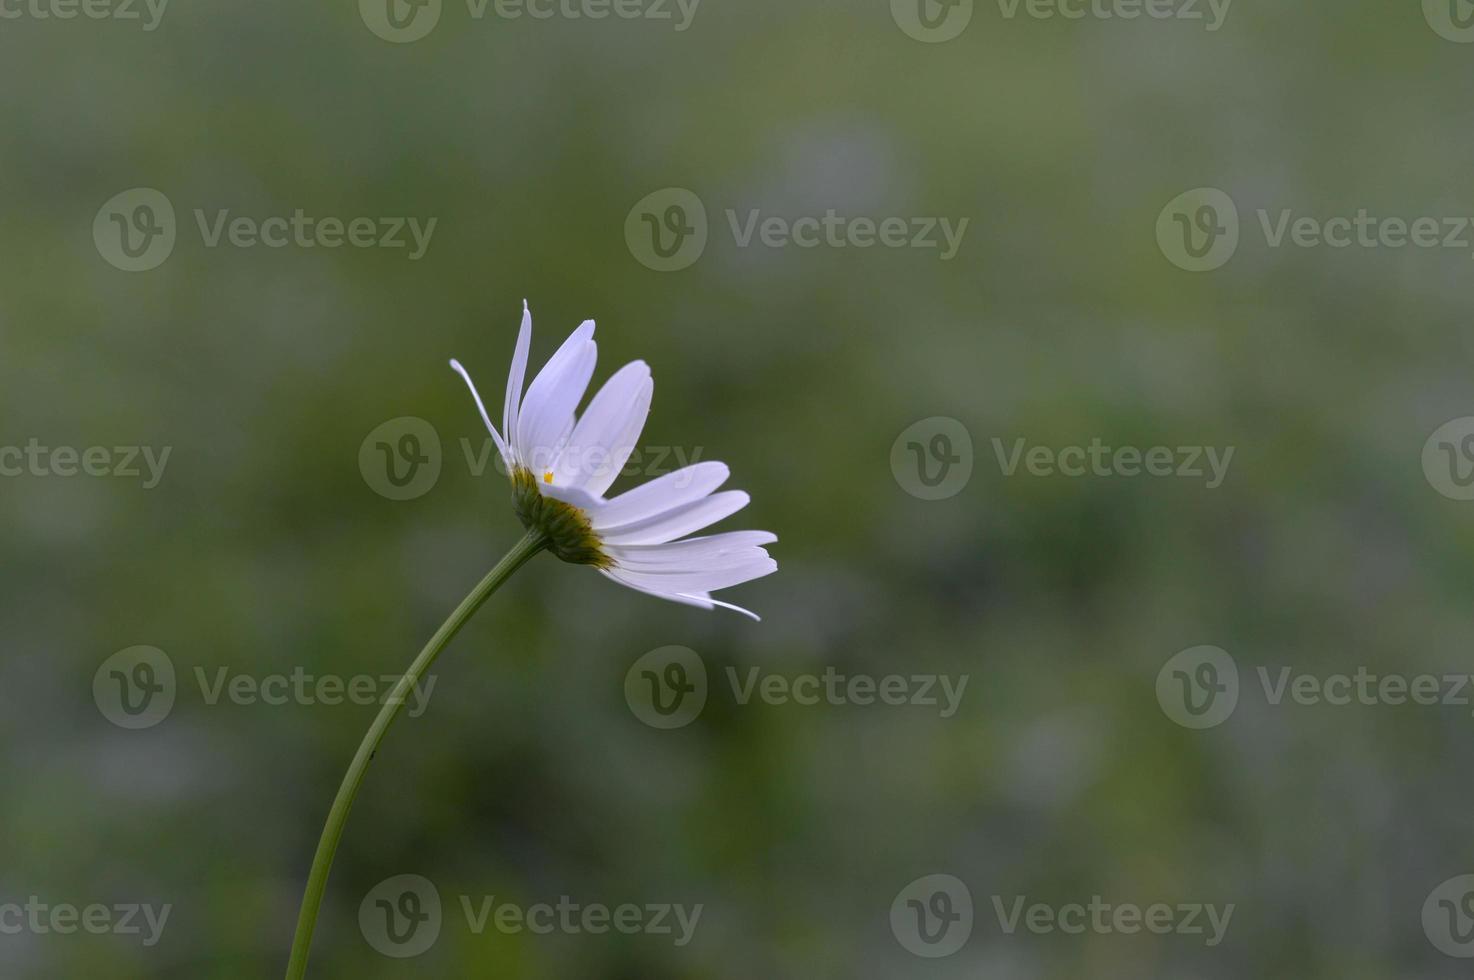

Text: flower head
xmin=450 ymin=302 xmax=777 ymax=620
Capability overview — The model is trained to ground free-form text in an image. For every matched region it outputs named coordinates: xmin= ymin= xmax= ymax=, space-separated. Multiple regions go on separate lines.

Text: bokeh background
xmin=5 ymin=0 xmax=1474 ymax=975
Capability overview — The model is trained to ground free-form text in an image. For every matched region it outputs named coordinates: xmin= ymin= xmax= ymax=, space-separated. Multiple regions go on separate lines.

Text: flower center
xmin=511 ymin=467 xmax=610 ymax=567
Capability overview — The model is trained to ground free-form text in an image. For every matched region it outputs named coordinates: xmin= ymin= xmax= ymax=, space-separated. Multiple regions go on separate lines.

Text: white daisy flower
xmin=449 ymin=302 xmax=777 ymax=620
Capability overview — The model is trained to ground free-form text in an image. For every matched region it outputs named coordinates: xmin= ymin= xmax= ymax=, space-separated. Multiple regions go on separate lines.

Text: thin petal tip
xmin=690 ymin=594 xmax=763 ymax=621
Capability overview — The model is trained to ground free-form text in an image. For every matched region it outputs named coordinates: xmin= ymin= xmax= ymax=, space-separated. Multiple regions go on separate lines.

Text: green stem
xmin=285 ymin=529 xmax=547 ymax=979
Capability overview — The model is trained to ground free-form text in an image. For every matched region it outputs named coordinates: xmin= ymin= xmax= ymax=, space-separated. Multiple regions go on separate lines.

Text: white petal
xmin=609 ymin=546 xmax=772 ymax=574
xmin=502 ymin=300 xmax=532 ymax=454
xmin=613 ymin=556 xmax=777 ymax=594
xmin=515 ymin=321 xmax=596 ymax=474
xmin=600 ymin=569 xmax=715 ymax=610
xmin=449 ymin=358 xmax=511 ymax=470
xmin=537 ymin=481 xmax=605 ymax=512
xmin=597 ymin=490 xmax=750 ymax=546
xmin=604 ymin=530 xmax=778 ymax=562
xmin=606 ymin=531 xmax=777 ymax=570
xmin=600 ymin=570 xmax=763 ymax=621
xmin=549 ymin=360 xmax=653 ymax=495
xmin=589 ymin=462 xmax=730 ymax=530
xmin=691 ymin=595 xmax=762 ymax=621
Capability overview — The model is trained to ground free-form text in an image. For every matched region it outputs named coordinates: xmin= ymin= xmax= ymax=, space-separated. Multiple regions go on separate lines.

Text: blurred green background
xmin=5 ymin=0 xmax=1474 ymax=976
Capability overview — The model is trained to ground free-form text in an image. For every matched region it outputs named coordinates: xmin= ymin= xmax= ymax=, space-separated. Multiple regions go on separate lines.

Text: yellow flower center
xmin=511 ymin=467 xmax=610 ymax=568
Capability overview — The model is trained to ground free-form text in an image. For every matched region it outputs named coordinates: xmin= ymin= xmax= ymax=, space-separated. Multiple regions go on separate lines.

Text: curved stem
xmin=285 ymin=529 xmax=547 ymax=979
